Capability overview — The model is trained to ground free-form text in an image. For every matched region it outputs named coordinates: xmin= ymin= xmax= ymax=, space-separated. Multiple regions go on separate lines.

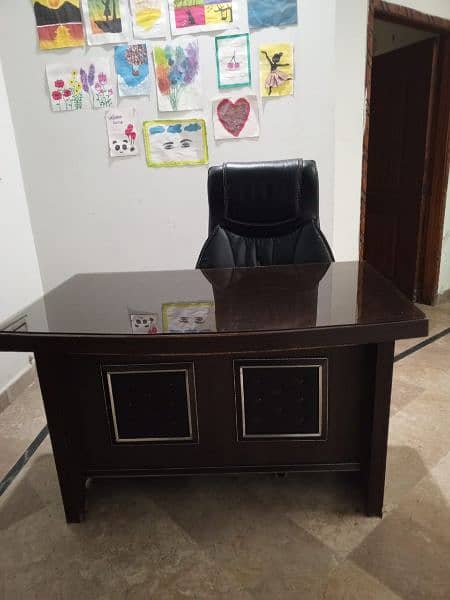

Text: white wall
xmin=333 ymin=0 xmax=369 ymax=262
xmin=0 ymin=0 xmax=336 ymax=292
xmin=374 ymin=20 xmax=437 ymax=56
xmin=0 ymin=59 xmax=43 ymax=394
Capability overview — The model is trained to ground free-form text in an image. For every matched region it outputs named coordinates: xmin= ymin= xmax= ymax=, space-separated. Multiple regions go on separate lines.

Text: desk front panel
xmin=71 ymin=345 xmax=371 ymax=474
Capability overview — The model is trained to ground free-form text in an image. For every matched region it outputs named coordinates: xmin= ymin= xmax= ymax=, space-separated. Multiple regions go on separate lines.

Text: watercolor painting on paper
xmin=105 ymin=108 xmax=139 ymax=157
xmin=81 ymin=0 xmax=131 ymax=45
xmin=212 ymin=94 xmax=259 ymax=140
xmin=33 ymin=0 xmax=85 ymax=49
xmin=129 ymin=0 xmax=166 ymax=38
xmin=46 ymin=64 xmax=91 ymax=111
xmin=215 ymin=33 xmax=250 ymax=89
xmin=162 ymin=302 xmax=215 ymax=333
xmin=260 ymin=43 xmax=294 ymax=97
xmin=168 ymin=0 xmax=236 ymax=36
xmin=143 ymin=119 xmax=208 ymax=167
xmin=153 ymin=40 xmax=202 ymax=111
xmin=248 ymin=0 xmax=297 ymax=29
xmin=115 ymin=43 xmax=150 ymax=96
xmin=82 ymin=59 xmax=116 ymax=107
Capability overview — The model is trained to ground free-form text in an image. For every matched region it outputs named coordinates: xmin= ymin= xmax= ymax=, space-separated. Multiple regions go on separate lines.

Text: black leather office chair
xmin=196 ymin=159 xmax=334 ymax=269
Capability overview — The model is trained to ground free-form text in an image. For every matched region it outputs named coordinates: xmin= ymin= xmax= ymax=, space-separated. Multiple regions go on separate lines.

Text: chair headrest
xmin=222 ymin=159 xmax=303 ymax=228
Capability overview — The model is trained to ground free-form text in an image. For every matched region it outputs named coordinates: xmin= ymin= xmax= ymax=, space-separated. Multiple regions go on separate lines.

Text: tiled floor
xmin=0 ymin=304 xmax=449 ymax=599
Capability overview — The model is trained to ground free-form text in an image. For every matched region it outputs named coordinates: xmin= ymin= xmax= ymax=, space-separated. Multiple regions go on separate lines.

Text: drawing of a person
xmin=261 ymin=50 xmax=293 ymax=96
xmin=102 ymin=0 xmax=111 ymax=21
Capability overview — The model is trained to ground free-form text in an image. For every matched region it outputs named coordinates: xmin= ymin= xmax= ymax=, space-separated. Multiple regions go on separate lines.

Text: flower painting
xmin=33 ymin=0 xmax=85 ymax=50
xmin=46 ymin=64 xmax=90 ymax=111
xmin=153 ymin=40 xmax=202 ymax=111
xmin=143 ymin=119 xmax=208 ymax=167
xmin=114 ymin=43 xmax=150 ymax=97
xmin=129 ymin=0 xmax=166 ymax=39
xmin=105 ymin=108 xmax=139 ymax=157
xmin=215 ymin=33 xmax=251 ymax=89
xmin=84 ymin=59 xmax=116 ymax=108
xmin=81 ymin=0 xmax=131 ymax=45
xmin=168 ymin=0 xmax=236 ymax=36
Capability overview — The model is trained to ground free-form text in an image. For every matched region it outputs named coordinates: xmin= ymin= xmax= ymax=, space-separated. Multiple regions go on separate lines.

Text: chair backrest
xmin=207 ymin=159 xmax=320 ymax=238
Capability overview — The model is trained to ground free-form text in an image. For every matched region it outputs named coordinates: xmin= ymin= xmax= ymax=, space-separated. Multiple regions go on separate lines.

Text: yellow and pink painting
xmin=168 ymin=0 xmax=235 ymax=36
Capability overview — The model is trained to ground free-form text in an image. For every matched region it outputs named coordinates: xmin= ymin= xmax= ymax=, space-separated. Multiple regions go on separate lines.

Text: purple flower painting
xmin=153 ymin=40 xmax=202 ymax=111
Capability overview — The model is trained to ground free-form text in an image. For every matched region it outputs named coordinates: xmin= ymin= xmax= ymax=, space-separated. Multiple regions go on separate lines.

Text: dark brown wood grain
xmin=360 ymin=0 xmax=450 ymax=304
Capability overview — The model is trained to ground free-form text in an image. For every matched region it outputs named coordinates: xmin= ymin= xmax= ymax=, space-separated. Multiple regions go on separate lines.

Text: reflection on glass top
xmin=0 ymin=262 xmax=425 ymax=337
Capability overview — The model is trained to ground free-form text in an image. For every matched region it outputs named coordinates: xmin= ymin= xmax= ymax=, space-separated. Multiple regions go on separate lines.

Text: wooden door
xmin=364 ymin=38 xmax=437 ymax=300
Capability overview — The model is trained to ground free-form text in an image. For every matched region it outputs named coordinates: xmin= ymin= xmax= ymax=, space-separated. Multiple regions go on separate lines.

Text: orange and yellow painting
xmin=33 ymin=0 xmax=85 ymax=50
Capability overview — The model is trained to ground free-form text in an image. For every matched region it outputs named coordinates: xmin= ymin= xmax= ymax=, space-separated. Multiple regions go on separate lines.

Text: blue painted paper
xmin=247 ymin=0 xmax=297 ymax=29
xmin=114 ymin=44 xmax=151 ymax=97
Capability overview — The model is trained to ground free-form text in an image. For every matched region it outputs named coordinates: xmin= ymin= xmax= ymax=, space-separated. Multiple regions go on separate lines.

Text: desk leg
xmin=365 ymin=341 xmax=395 ymax=517
xmin=35 ymin=352 xmax=86 ymax=523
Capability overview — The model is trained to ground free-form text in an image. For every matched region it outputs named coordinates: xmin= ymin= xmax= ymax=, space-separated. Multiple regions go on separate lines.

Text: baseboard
xmin=0 ymin=362 xmax=37 ymax=416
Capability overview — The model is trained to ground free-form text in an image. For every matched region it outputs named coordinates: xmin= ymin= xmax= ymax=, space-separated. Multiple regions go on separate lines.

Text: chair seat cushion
xmin=196 ymin=224 xmax=334 ymax=269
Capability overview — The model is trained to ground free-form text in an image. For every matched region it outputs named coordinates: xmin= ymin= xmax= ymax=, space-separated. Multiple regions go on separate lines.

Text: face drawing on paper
xmin=147 ymin=121 xmax=206 ymax=165
xmin=115 ymin=44 xmax=150 ymax=96
xmin=130 ymin=313 xmax=159 ymax=334
xmin=153 ymin=40 xmax=201 ymax=111
xmin=106 ymin=109 xmax=138 ymax=157
xmin=33 ymin=0 xmax=85 ymax=50
xmin=163 ymin=302 xmax=214 ymax=333
xmin=215 ymin=34 xmax=250 ymax=88
xmin=260 ymin=44 xmax=294 ymax=97
xmin=87 ymin=0 xmax=123 ymax=34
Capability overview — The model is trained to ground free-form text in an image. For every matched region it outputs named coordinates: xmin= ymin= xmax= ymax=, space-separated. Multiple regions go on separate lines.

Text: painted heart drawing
xmin=217 ymin=98 xmax=250 ymax=137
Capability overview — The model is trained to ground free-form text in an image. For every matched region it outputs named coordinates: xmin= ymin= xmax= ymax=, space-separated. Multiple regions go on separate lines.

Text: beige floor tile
xmin=389 ymin=377 xmax=424 ymax=415
xmin=350 ymin=508 xmax=450 ymax=599
xmin=0 ymin=380 xmax=46 ymax=480
xmin=150 ymin=475 xmax=338 ymax=597
xmin=320 ymin=560 xmax=402 ymax=599
xmin=392 ymin=451 xmax=450 ymax=550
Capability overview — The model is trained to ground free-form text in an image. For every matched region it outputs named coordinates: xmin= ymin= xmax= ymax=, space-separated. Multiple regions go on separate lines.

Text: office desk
xmin=0 ymin=262 xmax=427 ymax=522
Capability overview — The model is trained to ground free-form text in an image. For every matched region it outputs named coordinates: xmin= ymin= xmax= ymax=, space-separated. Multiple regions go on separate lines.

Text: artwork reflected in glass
xmin=162 ymin=302 xmax=215 ymax=333
xmin=129 ymin=313 xmax=159 ymax=334
xmin=114 ymin=43 xmax=150 ymax=97
xmin=33 ymin=0 xmax=85 ymax=50
xmin=215 ymin=33 xmax=251 ymax=89
xmin=143 ymin=119 xmax=208 ymax=167
xmin=153 ymin=39 xmax=202 ymax=111
xmin=259 ymin=43 xmax=294 ymax=97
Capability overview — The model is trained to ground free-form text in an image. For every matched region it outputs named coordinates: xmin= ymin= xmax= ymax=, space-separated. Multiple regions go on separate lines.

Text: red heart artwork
xmin=217 ymin=98 xmax=251 ymax=137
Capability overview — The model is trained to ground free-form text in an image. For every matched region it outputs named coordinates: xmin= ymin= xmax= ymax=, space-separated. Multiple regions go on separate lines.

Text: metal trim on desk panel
xmin=105 ymin=367 xmax=196 ymax=443
xmin=234 ymin=359 xmax=328 ymax=441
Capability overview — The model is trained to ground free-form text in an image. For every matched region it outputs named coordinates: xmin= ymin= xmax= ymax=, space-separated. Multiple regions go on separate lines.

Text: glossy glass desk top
xmin=0 ymin=262 xmax=426 ymax=338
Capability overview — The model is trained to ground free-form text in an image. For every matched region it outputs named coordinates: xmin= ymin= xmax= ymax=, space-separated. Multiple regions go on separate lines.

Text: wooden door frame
xmin=360 ymin=0 xmax=450 ymax=304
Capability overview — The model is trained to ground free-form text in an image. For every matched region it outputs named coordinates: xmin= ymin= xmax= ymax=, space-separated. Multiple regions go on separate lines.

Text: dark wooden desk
xmin=0 ymin=262 xmax=427 ymax=522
